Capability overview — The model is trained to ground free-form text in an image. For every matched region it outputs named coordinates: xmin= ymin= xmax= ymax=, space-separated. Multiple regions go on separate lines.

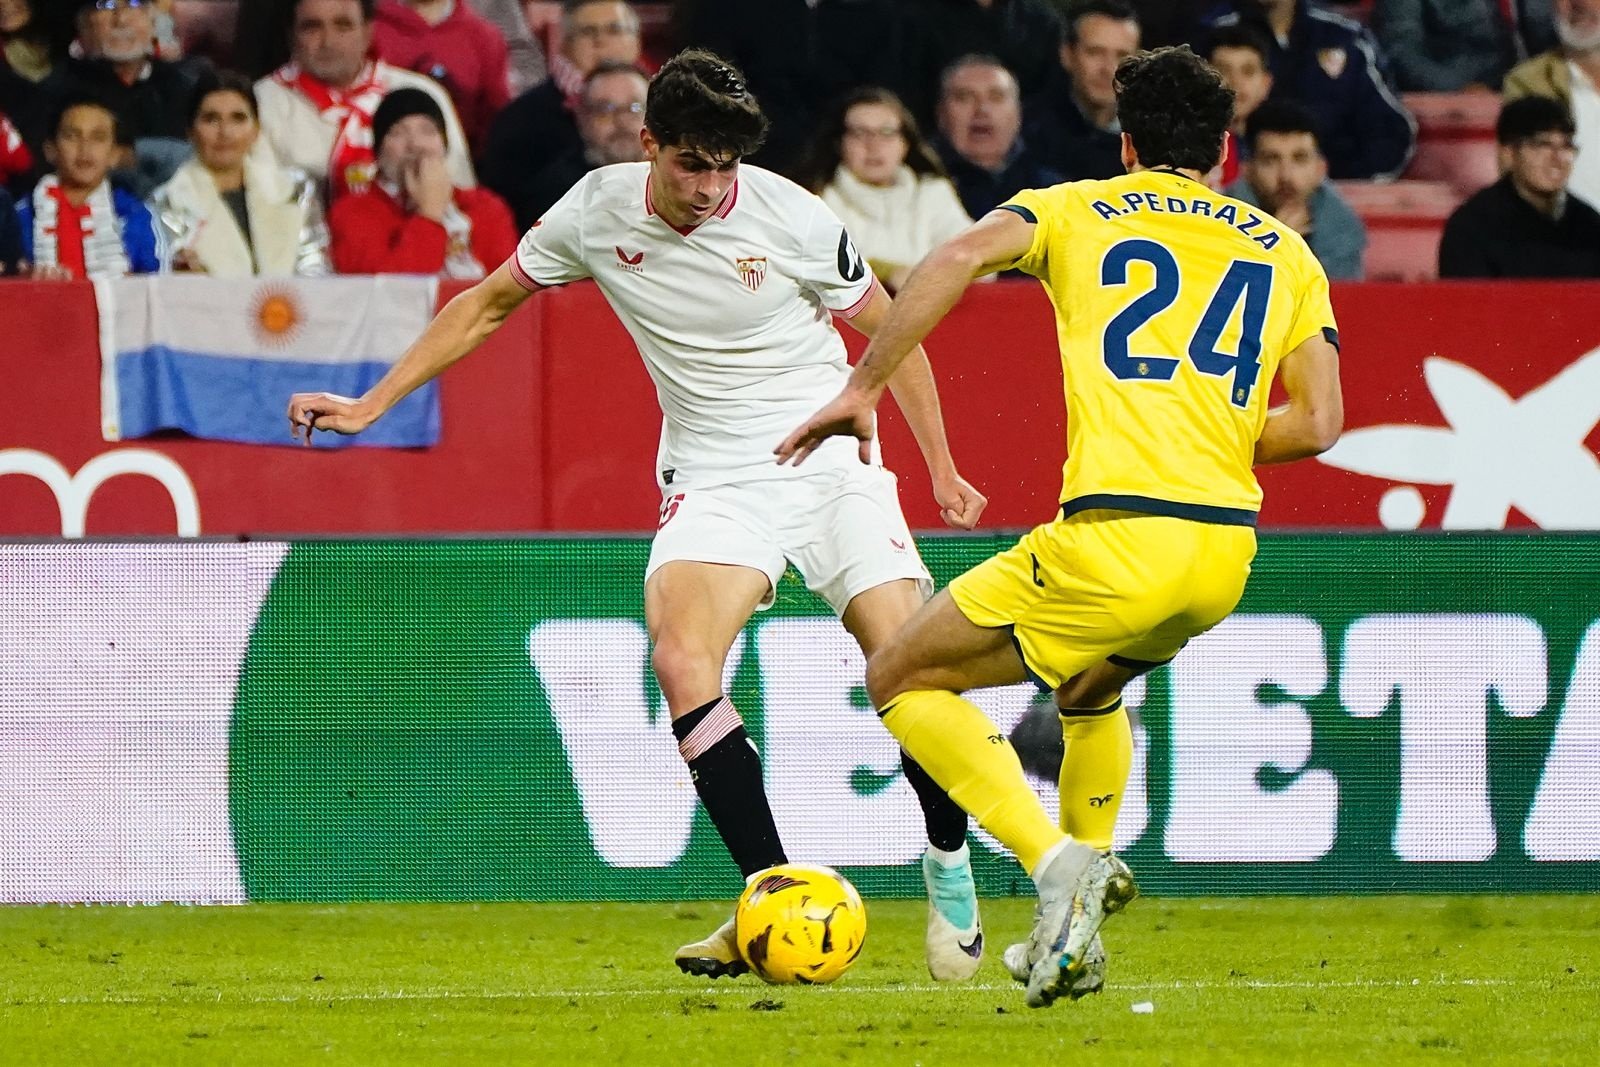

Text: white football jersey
xmin=511 ymin=162 xmax=880 ymax=490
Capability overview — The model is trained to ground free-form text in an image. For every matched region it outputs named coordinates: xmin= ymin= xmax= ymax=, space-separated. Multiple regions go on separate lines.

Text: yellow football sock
xmin=882 ymin=689 xmax=1064 ymax=874
xmin=1057 ymin=698 xmax=1133 ymax=851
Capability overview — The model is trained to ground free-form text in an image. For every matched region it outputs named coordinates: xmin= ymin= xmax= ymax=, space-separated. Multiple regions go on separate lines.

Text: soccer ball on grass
xmin=734 ymin=863 xmax=867 ymax=984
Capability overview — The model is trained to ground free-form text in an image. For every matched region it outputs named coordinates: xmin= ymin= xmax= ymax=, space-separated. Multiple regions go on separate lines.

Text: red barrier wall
xmin=4 ymin=280 xmax=1598 ymax=535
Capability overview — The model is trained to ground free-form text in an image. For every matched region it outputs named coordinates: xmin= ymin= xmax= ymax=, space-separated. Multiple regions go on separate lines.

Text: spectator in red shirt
xmin=0 ymin=106 xmax=31 ymax=190
xmin=329 ymin=86 xmax=515 ymax=275
xmin=371 ymin=0 xmax=510 ymax=155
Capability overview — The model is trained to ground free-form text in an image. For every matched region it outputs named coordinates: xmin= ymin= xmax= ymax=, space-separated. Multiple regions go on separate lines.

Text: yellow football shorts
xmin=948 ymin=509 xmax=1256 ymax=691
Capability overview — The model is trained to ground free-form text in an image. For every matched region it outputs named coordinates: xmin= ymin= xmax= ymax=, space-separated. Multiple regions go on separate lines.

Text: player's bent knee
xmin=1055 ymin=677 xmax=1118 ymax=711
xmin=1055 ymin=661 xmax=1137 ymax=710
xmin=650 ymin=638 xmax=726 ymax=709
xmin=864 ymin=651 xmax=912 ymax=710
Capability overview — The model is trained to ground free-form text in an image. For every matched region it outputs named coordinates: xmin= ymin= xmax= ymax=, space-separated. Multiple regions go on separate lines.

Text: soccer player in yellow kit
xmin=777 ymin=46 xmax=1344 ymax=1009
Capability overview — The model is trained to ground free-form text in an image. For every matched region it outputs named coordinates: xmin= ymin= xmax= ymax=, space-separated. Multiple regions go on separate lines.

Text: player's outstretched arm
xmin=844 ymin=284 xmax=988 ymax=529
xmin=1255 ymin=334 xmax=1343 ymax=465
xmin=774 ymin=209 xmax=1034 ymax=467
xmin=287 ymin=260 xmax=540 ymax=444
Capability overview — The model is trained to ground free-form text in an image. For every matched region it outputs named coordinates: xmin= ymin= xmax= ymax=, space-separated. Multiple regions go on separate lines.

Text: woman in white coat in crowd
xmin=149 ymin=69 xmax=329 ymax=277
xmin=802 ymin=87 xmax=974 ymax=293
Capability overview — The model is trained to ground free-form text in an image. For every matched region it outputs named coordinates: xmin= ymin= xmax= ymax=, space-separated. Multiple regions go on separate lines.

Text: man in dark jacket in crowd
xmin=507 ymin=61 xmax=648 ymax=230
xmin=1439 ymin=95 xmax=1600 ymax=277
xmin=480 ymin=0 xmax=639 ymax=211
xmin=1203 ymin=0 xmax=1416 ymax=179
xmin=901 ymin=0 xmax=1065 ymax=130
xmin=934 ymin=54 xmax=1064 ymax=220
xmin=45 ymin=0 xmax=207 ymax=194
xmin=1027 ymin=0 xmax=1140 ymax=180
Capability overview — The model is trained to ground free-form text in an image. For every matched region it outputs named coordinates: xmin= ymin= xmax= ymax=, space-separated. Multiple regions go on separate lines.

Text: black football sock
xmin=902 ymin=748 xmax=970 ymax=853
xmin=672 ymin=695 xmax=787 ymax=878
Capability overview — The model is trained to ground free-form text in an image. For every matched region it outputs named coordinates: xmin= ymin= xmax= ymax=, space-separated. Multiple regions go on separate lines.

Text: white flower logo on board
xmin=1318 ymin=347 xmax=1600 ymax=529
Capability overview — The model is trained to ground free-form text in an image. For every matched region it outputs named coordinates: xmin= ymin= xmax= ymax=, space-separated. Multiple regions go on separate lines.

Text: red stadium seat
xmin=1336 ymin=176 xmax=1459 ymax=283
xmin=1334 ymin=179 xmax=1461 ymax=218
xmin=1362 ymin=216 xmax=1446 ymax=282
xmin=1403 ymin=92 xmax=1503 ymax=197
xmin=1404 ymin=91 xmax=1503 ymax=133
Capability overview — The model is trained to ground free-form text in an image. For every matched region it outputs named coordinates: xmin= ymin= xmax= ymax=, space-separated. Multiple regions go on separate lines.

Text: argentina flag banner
xmin=94 ymin=275 xmax=441 ymax=448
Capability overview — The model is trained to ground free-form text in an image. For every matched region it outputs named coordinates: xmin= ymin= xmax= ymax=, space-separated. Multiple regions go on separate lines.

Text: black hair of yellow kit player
xmin=1114 ymin=45 xmax=1235 ymax=174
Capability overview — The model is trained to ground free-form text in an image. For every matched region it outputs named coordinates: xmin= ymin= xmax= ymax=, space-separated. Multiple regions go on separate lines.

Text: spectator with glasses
xmin=372 ymin=0 xmax=511 ymax=155
xmin=1505 ymin=0 xmax=1600 ymax=209
xmin=505 ymin=60 xmax=647 ymax=229
xmin=481 ymin=0 xmax=640 ymax=211
xmin=1440 ymin=94 xmax=1600 ymax=276
xmin=45 ymin=0 xmax=209 ymax=194
xmin=799 ymin=86 xmax=973 ymax=293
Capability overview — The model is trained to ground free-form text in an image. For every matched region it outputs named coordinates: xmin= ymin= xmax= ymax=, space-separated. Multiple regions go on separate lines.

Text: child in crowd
xmin=14 ymin=94 xmax=160 ymax=277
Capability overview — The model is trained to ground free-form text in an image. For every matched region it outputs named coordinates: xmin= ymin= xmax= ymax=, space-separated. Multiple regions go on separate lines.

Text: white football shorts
xmin=645 ymin=465 xmax=933 ymax=615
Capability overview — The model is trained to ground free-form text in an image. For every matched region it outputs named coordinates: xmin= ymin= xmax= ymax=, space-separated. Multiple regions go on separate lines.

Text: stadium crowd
xmin=1 ymin=0 xmax=1597 ymax=283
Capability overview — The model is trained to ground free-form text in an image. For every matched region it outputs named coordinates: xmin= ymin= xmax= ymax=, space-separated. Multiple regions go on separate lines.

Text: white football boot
xmin=674 ymin=915 xmax=748 ymax=979
xmin=1022 ymin=845 xmax=1137 ymax=1008
xmin=1004 ymin=929 xmax=1106 ymax=999
xmin=921 ymin=844 xmax=984 ymax=981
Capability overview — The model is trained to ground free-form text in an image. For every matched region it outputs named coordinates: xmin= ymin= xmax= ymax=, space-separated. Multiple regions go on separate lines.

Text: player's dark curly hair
xmin=1116 ymin=46 xmax=1234 ymax=173
xmin=644 ymin=48 xmax=768 ymax=160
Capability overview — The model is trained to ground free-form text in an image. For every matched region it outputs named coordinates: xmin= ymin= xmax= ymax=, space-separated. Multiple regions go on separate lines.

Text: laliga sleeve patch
xmin=837 ymin=229 xmax=866 ymax=282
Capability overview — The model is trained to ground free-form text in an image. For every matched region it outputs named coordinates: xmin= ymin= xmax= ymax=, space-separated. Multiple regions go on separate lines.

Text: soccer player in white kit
xmin=287 ymin=50 xmax=990 ymax=982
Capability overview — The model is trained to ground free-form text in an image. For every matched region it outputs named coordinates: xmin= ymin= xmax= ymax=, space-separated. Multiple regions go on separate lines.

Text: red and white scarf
xmin=549 ymin=53 xmax=585 ymax=111
xmin=272 ymin=60 xmax=388 ymax=198
xmin=31 ymin=174 xmax=129 ymax=278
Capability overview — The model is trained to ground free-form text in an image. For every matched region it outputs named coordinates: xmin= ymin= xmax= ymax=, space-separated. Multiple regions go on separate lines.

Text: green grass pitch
xmin=3 ymin=896 xmax=1596 ymax=1065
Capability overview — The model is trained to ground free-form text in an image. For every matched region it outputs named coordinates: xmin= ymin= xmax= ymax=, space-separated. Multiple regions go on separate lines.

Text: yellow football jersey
xmin=1002 ymin=168 xmax=1338 ymax=524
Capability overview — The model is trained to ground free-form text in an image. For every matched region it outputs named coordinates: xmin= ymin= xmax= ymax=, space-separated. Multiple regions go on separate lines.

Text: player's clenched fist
xmin=287 ymin=392 xmax=375 ymax=445
xmin=933 ymin=472 xmax=988 ymax=531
